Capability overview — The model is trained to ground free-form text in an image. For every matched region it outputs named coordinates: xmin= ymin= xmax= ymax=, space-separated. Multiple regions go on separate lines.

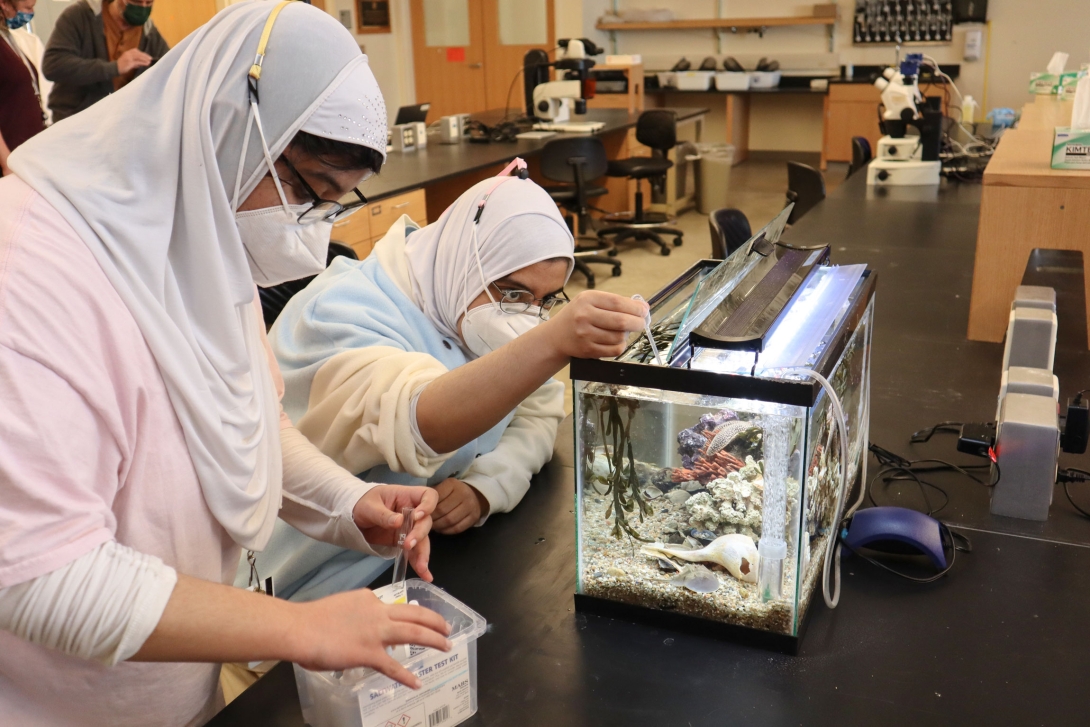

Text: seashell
xmin=641 ymin=485 xmax=663 ymax=500
xmin=606 ymin=566 xmax=625 ymax=578
xmin=680 ymin=481 xmax=704 ymax=492
xmin=690 ymin=528 xmax=717 ymax=543
xmin=666 ymin=490 xmax=692 ymax=506
xmin=704 ymin=421 xmax=761 ymax=459
xmin=683 ymin=536 xmax=703 ymax=549
xmin=642 ymin=533 xmax=759 ymax=583
xmin=656 ymin=557 xmax=680 ymax=572
xmin=668 ymin=564 xmax=720 ymax=593
xmin=664 ymin=532 xmax=685 ymax=545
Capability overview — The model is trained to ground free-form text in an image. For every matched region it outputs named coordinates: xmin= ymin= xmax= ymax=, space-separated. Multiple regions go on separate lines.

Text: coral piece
xmin=671 ymin=450 xmax=745 ymax=484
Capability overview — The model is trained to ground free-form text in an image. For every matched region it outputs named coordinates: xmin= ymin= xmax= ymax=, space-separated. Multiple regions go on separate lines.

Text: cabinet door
xmin=825 ymin=101 xmax=883 ymax=163
xmin=331 ymin=209 xmax=372 ymax=259
xmin=367 ymin=189 xmax=428 ymax=242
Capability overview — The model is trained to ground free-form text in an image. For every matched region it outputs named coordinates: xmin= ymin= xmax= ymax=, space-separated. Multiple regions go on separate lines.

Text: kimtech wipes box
xmin=1052 ymin=127 xmax=1090 ymax=169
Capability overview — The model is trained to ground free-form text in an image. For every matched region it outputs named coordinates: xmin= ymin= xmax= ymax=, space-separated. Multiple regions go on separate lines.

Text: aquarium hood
xmin=570 ymin=207 xmax=875 ymax=409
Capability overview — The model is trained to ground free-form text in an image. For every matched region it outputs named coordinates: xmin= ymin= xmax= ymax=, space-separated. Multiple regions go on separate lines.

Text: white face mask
xmin=232 ymin=100 xmax=332 ymax=287
xmin=236 ymin=205 xmax=331 ymax=287
xmin=460 ymin=303 xmax=542 ymax=358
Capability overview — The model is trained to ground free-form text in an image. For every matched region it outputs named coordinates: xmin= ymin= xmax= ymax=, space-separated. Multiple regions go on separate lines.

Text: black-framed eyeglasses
xmin=492 ymin=285 xmax=570 ymax=320
xmin=278 ymin=154 xmax=368 ymax=225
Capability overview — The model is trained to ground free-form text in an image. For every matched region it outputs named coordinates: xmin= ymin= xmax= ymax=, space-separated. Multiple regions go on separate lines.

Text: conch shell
xmin=642 ymin=533 xmax=759 ymax=583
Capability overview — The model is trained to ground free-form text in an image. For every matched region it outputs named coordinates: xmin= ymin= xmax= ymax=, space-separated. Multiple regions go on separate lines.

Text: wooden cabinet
xmin=822 ymin=83 xmax=882 ymax=169
xmin=332 ymin=188 xmax=428 ymax=259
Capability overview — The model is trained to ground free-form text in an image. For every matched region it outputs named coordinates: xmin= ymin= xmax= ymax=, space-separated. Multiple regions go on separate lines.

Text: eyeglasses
xmin=278 ymin=154 xmax=369 ymax=225
xmin=493 ymin=286 xmax=570 ymax=320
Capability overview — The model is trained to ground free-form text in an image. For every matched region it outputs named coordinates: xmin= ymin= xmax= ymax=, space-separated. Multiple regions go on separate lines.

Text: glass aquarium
xmin=571 ymin=210 xmax=875 ymax=652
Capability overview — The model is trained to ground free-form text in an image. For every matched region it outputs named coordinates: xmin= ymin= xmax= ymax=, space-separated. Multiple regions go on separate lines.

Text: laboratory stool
xmin=540 ymin=136 xmax=621 ymax=289
xmin=846 ymin=136 xmax=873 ymax=179
xmin=597 ymin=109 xmax=684 ymax=256
xmin=708 ymin=208 xmax=751 ymax=259
xmin=785 ymin=161 xmax=826 ymax=224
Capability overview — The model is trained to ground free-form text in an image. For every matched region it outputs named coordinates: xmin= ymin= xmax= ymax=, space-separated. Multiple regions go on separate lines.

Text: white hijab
xmin=9 ymin=1 xmax=387 ymax=550
xmin=402 ymin=176 xmax=576 ymax=342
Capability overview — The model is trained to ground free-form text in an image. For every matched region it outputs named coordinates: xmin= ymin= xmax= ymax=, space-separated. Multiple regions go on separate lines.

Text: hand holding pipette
xmin=631 ymin=294 xmax=664 ymax=366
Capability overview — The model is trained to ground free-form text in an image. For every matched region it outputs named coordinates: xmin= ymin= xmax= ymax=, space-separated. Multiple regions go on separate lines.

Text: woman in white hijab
xmin=261 ymin=161 xmax=649 ymax=603
xmin=0 ymin=2 xmax=449 ymax=724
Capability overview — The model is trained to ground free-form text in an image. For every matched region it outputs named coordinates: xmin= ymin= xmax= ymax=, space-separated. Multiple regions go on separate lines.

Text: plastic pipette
xmin=631 ymin=294 xmax=664 ymax=366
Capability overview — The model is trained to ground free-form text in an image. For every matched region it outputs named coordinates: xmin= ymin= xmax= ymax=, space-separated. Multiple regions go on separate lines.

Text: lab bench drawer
xmin=367 ymin=188 xmax=427 ymax=239
xmin=828 ymin=83 xmax=881 ymax=103
xmin=331 ymin=209 xmax=371 ymax=251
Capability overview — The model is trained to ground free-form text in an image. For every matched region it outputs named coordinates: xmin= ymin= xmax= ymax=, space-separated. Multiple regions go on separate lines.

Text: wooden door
xmin=409 ymin=0 xmax=488 ymax=118
xmin=152 ymin=0 xmax=217 ymax=47
xmin=480 ymin=0 xmax=554 ymax=113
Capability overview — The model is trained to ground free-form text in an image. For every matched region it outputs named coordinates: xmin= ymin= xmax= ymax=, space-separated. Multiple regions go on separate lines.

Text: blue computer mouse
xmin=842 ymin=506 xmax=947 ymax=569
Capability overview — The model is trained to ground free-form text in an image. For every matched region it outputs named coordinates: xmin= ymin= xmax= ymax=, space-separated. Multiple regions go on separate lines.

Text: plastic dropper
xmin=631 ymin=294 xmax=664 ymax=366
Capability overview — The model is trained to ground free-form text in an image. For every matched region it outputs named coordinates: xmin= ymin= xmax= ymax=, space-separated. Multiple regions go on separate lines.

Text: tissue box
xmin=1060 ymin=70 xmax=1087 ymax=100
xmin=1030 ymin=72 xmax=1059 ymax=95
xmin=1051 ymin=127 xmax=1090 ymax=169
xmin=1031 ymin=71 xmax=1080 ymax=95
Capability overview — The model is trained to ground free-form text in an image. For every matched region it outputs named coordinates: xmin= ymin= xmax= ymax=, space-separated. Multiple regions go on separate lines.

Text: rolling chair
xmin=785 ymin=161 xmax=826 ymax=225
xmin=258 ymin=241 xmax=357 ymax=328
xmin=708 ymin=208 xmax=752 ymax=259
xmin=846 ymin=136 xmax=873 ymax=178
xmin=539 ymin=136 xmax=622 ymax=288
xmin=597 ymin=109 xmax=684 ymax=256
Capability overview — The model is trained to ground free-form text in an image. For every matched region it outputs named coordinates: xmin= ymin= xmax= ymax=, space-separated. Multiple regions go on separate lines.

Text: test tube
xmin=631 ymin=294 xmax=664 ymax=366
xmin=391 ymin=506 xmax=414 ymax=585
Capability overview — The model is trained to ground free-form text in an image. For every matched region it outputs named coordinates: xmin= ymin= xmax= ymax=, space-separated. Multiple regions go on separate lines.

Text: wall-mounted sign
xmin=357 ymin=0 xmax=391 ymax=34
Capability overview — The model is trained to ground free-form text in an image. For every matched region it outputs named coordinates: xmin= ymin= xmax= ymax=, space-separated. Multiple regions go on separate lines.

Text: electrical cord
xmin=1058 ymin=467 xmax=1090 ymax=518
xmin=910 ymin=421 xmax=962 ymax=444
xmin=868 ymin=442 xmax=998 ymax=517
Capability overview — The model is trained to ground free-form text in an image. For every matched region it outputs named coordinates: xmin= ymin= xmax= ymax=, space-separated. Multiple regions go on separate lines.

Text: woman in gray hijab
xmin=0 ymin=2 xmax=448 ymax=724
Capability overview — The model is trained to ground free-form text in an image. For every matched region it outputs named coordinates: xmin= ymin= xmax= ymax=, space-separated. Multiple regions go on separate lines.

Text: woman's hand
xmin=353 ymin=486 xmax=437 ymax=581
xmin=293 ymin=589 xmax=451 ymax=687
xmin=432 ymin=478 xmax=489 ymax=535
xmin=538 ymin=290 xmax=649 ymax=360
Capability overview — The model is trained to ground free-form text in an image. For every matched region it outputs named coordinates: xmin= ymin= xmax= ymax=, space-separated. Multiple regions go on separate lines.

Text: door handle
xmin=391 ymin=202 xmax=411 ymax=209
xmin=468 ymin=63 xmax=482 ymax=69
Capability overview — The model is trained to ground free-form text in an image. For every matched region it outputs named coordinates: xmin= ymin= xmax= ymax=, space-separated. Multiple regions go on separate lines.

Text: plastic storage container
xmin=714 ymin=72 xmax=750 ymax=91
xmin=572 ymin=207 xmax=875 ymax=653
xmin=695 ymin=142 xmax=736 ymax=214
xmin=656 ymin=72 xmax=677 ymax=89
xmin=294 ymin=580 xmax=487 ymax=727
xmin=675 ymin=71 xmax=714 ymax=91
xmin=748 ymin=71 xmax=782 ymax=89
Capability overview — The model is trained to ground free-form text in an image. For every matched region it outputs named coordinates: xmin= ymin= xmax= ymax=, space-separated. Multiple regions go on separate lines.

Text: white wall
xmin=572 ymin=0 xmax=1090 ymax=151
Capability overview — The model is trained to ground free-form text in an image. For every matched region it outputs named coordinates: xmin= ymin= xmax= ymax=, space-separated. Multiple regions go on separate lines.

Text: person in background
xmin=42 ymin=0 xmax=168 ymax=122
xmin=0 ymin=0 xmax=48 ymax=175
xmin=254 ymin=172 xmax=649 ymax=603
xmin=0 ymin=4 xmax=450 ymax=725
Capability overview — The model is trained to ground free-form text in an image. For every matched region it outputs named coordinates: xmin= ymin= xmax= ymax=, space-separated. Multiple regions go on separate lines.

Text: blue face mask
xmin=5 ymin=11 xmax=33 ymax=29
